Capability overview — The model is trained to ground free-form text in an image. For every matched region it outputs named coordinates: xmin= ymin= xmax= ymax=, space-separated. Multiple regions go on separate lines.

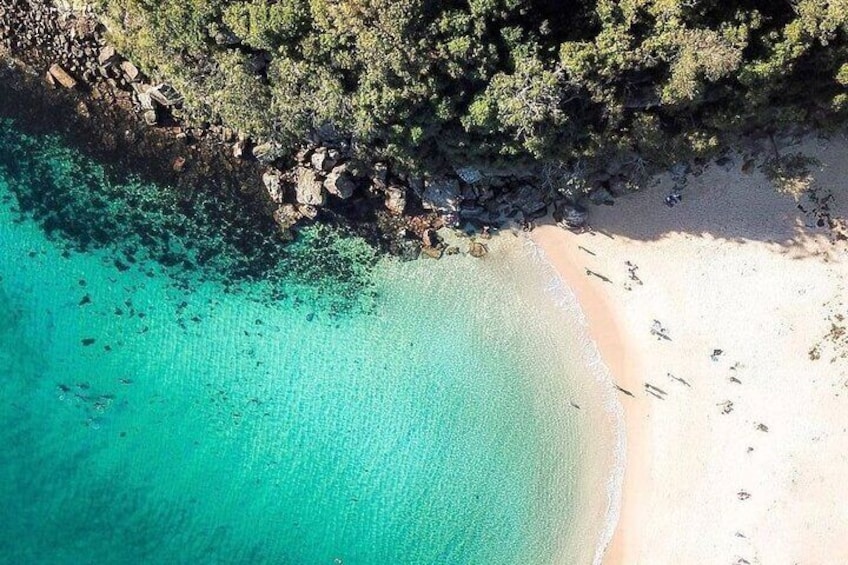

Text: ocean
xmin=0 ymin=121 xmax=614 ymax=564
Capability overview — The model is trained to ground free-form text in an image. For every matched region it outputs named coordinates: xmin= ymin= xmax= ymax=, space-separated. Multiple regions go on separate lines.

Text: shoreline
xmin=528 ymin=227 xmax=635 ymax=565
xmin=530 ymin=134 xmax=848 ymax=564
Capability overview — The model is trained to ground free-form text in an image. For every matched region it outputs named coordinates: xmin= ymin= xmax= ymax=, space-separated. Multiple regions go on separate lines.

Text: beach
xmin=534 ymin=133 xmax=848 ymax=564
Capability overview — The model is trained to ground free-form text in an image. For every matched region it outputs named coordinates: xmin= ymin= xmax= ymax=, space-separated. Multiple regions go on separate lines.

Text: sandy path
xmin=534 ymin=134 xmax=848 ymax=564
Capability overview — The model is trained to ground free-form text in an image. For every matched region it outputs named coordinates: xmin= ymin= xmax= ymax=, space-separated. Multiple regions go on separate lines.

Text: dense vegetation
xmin=93 ymin=0 xmax=848 ymax=171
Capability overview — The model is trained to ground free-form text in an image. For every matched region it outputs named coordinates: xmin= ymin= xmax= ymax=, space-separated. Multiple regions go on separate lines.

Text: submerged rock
xmin=421 ymin=246 xmax=443 ymax=259
xmin=468 ymin=240 xmax=488 ymax=258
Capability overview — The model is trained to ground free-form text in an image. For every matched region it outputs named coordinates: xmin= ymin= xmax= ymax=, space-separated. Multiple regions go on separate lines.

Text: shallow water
xmin=0 ymin=124 xmax=610 ymax=563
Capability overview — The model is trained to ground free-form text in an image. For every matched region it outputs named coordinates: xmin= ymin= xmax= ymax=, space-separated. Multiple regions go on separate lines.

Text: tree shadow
xmin=553 ymin=136 xmax=848 ymax=261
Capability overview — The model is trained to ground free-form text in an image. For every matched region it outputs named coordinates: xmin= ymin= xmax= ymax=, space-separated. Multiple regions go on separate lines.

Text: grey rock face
xmin=422 ymin=178 xmax=461 ymax=212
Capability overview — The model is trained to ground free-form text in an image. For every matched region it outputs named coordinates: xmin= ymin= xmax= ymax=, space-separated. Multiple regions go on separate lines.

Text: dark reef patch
xmin=0 ymin=120 xmax=379 ymax=314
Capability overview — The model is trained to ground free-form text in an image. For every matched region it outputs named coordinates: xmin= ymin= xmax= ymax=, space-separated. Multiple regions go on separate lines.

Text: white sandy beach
xmin=534 ymin=133 xmax=848 ymax=564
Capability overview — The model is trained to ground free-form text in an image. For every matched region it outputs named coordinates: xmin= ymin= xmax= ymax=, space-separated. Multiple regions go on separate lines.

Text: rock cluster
xmin=0 ymin=0 xmax=610 ymax=257
xmin=0 ymin=0 xmax=183 ymax=130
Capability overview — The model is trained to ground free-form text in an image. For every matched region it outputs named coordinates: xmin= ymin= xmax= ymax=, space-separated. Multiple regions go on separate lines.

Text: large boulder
xmin=262 ymin=169 xmax=285 ymax=204
xmin=512 ymin=184 xmax=547 ymax=216
xmin=422 ymin=178 xmax=461 ymax=212
xmin=295 ymin=167 xmax=326 ymax=206
xmin=48 ymin=64 xmax=76 ymax=89
xmin=148 ymin=84 xmax=181 ymax=107
xmin=323 ymin=166 xmax=356 ymax=199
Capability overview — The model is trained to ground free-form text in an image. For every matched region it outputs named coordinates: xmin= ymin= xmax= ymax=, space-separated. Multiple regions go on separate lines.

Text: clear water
xmin=0 ymin=123 xmax=606 ymax=563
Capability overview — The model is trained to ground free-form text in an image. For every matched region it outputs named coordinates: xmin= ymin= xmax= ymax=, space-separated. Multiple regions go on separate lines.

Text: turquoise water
xmin=0 ymin=124 xmax=602 ymax=563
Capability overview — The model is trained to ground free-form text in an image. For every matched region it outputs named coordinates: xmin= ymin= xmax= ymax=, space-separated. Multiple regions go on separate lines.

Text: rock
xmin=384 ymin=185 xmax=406 ymax=215
xmin=455 ymin=166 xmax=483 ymax=184
xmin=75 ymin=101 xmax=90 ymax=119
xmin=148 ymin=84 xmax=181 ymax=107
xmin=232 ymin=139 xmax=247 ymax=159
xmin=172 ymin=156 xmax=186 ymax=172
xmin=48 ymin=63 xmax=76 ymax=88
xmin=120 ymin=60 xmax=140 ymax=81
xmin=371 ymin=162 xmax=388 ymax=191
xmin=297 ymin=204 xmax=319 ymax=220
xmin=141 ymin=109 xmax=158 ymax=126
xmin=422 ymin=228 xmax=440 ymax=249
xmin=669 ymin=161 xmax=690 ymax=179
xmin=468 ymin=241 xmax=488 ymax=258
xmin=408 ymin=175 xmax=424 ymax=198
xmin=589 ymin=187 xmax=614 ymax=205
xmin=323 ymin=166 xmax=356 ymax=199
xmin=136 ymin=91 xmax=155 ymax=111
xmin=97 ymin=45 xmax=116 ymax=66
xmin=421 ymin=246 xmax=443 ymax=259
xmin=422 ymin=178 xmax=461 ymax=212
xmin=252 ymin=141 xmax=281 ymax=163
xmin=213 ymin=29 xmax=240 ymax=45
xmin=295 ymin=167 xmax=326 ymax=206
xmin=273 ymin=204 xmax=301 ymax=240
xmin=555 ymin=203 xmax=588 ymax=229
xmin=346 ymin=159 xmax=368 ymax=179
xmin=310 ymin=147 xmax=337 ymax=172
xmin=715 ymin=155 xmax=734 ymax=171
xmin=262 ymin=169 xmax=285 ymax=204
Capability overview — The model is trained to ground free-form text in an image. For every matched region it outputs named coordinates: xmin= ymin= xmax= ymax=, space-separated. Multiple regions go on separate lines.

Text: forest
xmin=92 ymin=0 xmax=848 ymax=172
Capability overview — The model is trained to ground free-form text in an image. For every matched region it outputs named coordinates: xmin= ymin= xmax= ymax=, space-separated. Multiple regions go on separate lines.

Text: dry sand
xmin=533 ymin=133 xmax=848 ymax=565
